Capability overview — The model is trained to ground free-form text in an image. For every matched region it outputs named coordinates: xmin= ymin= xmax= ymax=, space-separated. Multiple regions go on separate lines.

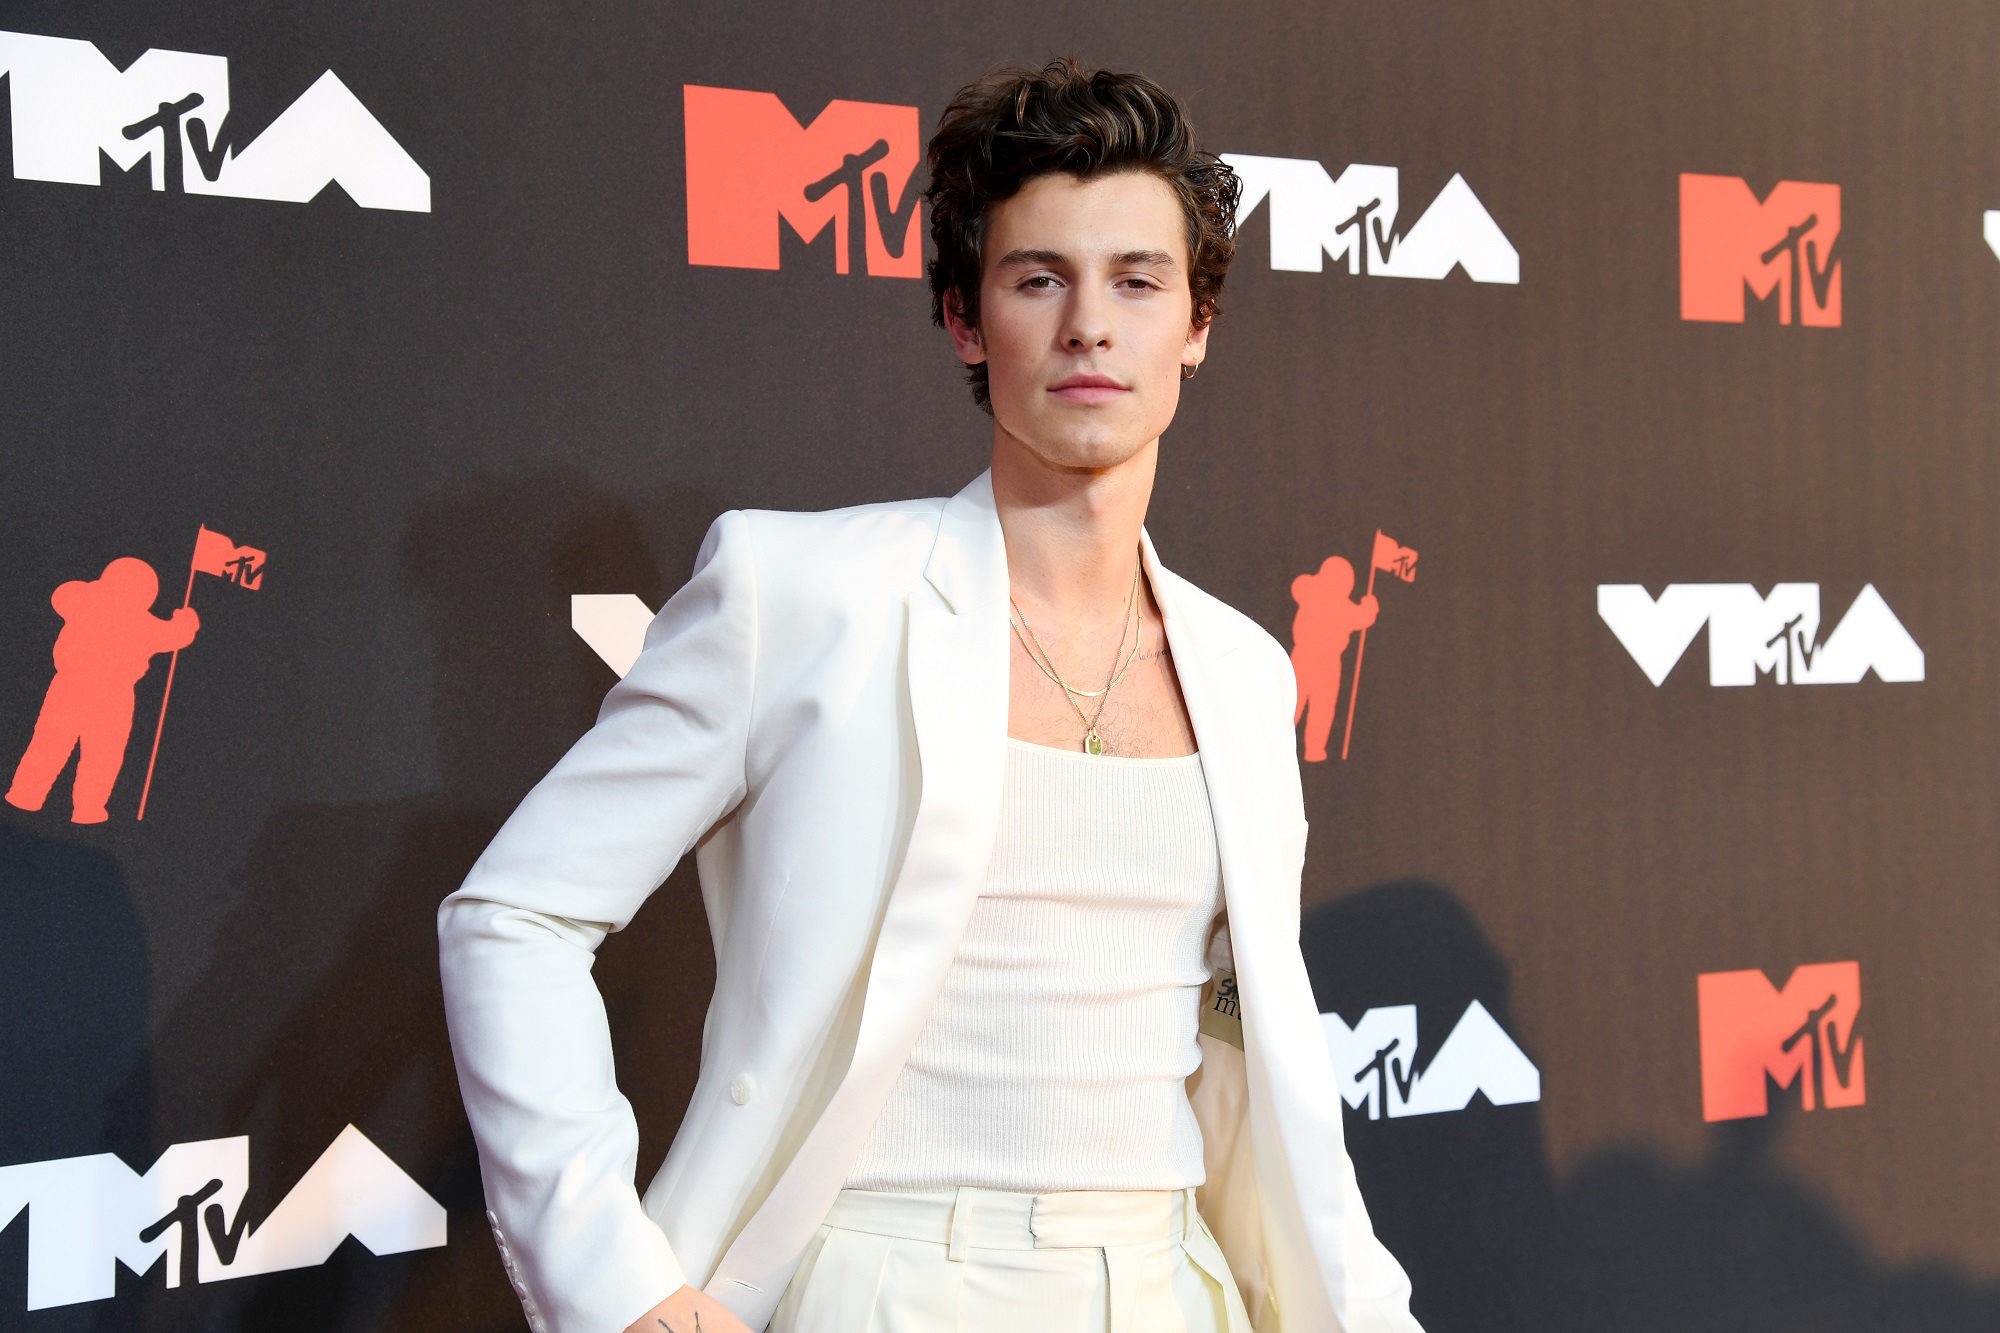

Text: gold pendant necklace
xmin=1010 ymin=559 xmax=1143 ymax=755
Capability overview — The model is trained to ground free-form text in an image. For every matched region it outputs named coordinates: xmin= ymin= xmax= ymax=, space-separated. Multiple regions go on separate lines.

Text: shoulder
xmin=1155 ymin=564 xmax=1292 ymax=685
xmin=699 ymin=494 xmax=948 ymax=607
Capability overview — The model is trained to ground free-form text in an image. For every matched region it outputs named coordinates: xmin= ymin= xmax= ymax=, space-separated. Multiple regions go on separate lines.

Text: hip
xmin=769 ymin=1185 xmax=1251 ymax=1333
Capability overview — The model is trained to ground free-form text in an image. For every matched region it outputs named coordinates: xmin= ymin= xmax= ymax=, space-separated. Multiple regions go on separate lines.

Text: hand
xmin=172 ymin=608 xmax=201 ymax=630
xmin=624 ymin=1285 xmax=754 ymax=1333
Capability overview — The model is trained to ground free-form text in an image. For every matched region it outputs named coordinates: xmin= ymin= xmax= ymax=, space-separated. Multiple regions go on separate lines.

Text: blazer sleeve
xmin=437 ymin=509 xmax=758 ymax=1333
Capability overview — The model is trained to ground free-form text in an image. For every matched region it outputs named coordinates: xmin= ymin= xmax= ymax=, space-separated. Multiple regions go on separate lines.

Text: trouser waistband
xmin=824 ymin=1186 xmax=1196 ymax=1259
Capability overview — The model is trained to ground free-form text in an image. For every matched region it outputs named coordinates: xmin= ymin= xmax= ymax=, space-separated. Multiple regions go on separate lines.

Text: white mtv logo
xmin=0 ymin=30 xmax=429 ymax=211
xmin=1598 ymin=583 xmax=1923 ymax=686
xmin=1323 ymin=1000 xmax=1540 ymax=1120
xmin=0 ymin=1125 xmax=446 ymax=1310
xmin=1223 ymin=153 xmax=1518 ymax=283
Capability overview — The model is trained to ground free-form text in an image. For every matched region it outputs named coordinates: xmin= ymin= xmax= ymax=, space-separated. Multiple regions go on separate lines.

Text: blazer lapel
xmin=1147 ymin=538 xmax=1355 ymax=1330
xmin=707 ymin=473 xmax=1011 ymax=1316
xmin=1142 ymin=533 xmax=1277 ymax=950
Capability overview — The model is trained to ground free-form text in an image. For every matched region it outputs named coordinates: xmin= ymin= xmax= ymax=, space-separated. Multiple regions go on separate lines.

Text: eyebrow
xmin=992 ymin=247 xmax=1181 ymax=271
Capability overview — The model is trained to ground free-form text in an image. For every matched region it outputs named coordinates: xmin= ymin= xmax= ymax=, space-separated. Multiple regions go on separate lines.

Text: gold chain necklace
xmin=1009 ymin=560 xmax=1143 ymax=755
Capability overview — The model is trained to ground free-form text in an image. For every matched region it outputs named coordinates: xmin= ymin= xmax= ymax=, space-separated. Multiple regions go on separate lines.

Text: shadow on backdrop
xmin=1305 ymin=880 xmax=2000 ymax=1332
xmin=65 ymin=473 xmax=721 ymax=1332
xmin=0 ymin=822 xmax=150 ymax=1333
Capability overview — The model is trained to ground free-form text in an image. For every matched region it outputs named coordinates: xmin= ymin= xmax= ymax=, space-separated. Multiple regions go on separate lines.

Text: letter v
xmin=1597 ymin=585 xmax=1713 ymax=686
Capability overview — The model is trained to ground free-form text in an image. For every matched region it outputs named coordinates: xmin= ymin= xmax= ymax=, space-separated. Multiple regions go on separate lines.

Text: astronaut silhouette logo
xmin=1290 ymin=532 xmax=1419 ymax=763
xmin=6 ymin=525 xmax=266 ymax=825
xmin=1698 ymin=962 xmax=1864 ymax=1121
xmin=684 ymin=84 xmax=921 ymax=277
xmin=1681 ymin=174 xmax=1841 ymax=326
xmin=0 ymin=30 xmax=429 ymax=211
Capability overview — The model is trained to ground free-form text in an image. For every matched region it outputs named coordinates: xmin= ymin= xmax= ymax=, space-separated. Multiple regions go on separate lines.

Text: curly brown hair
xmin=924 ymin=59 xmax=1242 ymax=413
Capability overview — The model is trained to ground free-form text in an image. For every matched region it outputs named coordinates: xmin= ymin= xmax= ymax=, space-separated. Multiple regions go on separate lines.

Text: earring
xmin=1181 ymin=362 xmax=1198 ymax=380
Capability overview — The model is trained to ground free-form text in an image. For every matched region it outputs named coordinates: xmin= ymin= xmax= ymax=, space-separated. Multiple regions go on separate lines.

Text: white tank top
xmin=845 ymin=738 xmax=1224 ymax=1192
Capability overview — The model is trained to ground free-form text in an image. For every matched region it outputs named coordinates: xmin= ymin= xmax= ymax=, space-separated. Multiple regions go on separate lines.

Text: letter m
xmin=1680 ymin=173 xmax=1842 ymax=326
xmin=1697 ymin=961 xmax=1865 ymax=1122
xmin=0 ymin=1139 xmax=246 ymax=1309
xmin=683 ymin=85 xmax=920 ymax=277
xmin=0 ymin=30 xmax=228 ymax=189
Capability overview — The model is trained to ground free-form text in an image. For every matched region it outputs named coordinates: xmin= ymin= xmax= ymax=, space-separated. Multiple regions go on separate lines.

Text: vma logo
xmin=1222 ymin=153 xmax=1518 ymax=283
xmin=571 ymin=594 xmax=655 ymax=677
xmin=0 ymin=1125 xmax=445 ymax=1311
xmin=1598 ymin=583 xmax=1923 ymax=686
xmin=1698 ymin=962 xmax=1864 ymax=1122
xmin=684 ymin=85 xmax=920 ymax=277
xmin=1681 ymin=174 xmax=1840 ymax=326
xmin=1323 ymin=1001 xmax=1540 ymax=1120
xmin=0 ymin=30 xmax=428 ymax=210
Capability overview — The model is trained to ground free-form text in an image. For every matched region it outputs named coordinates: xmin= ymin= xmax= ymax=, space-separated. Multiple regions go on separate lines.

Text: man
xmin=440 ymin=60 xmax=1422 ymax=1333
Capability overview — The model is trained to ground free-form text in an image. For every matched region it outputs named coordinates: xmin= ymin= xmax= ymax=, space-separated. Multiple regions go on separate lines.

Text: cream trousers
xmin=768 ymin=1186 xmax=1253 ymax=1333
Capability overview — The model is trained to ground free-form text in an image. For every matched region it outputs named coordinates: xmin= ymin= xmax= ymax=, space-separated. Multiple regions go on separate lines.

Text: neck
xmin=989 ymin=423 xmax=1158 ymax=620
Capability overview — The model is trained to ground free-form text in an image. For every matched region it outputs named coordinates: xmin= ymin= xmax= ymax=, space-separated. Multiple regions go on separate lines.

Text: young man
xmin=440 ymin=61 xmax=1422 ymax=1333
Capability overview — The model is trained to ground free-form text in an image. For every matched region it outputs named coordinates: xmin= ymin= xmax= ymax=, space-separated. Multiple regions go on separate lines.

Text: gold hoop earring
xmin=1181 ymin=362 xmax=1198 ymax=380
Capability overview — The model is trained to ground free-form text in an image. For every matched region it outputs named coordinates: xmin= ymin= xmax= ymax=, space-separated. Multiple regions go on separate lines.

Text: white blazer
xmin=439 ymin=472 xmax=1422 ymax=1333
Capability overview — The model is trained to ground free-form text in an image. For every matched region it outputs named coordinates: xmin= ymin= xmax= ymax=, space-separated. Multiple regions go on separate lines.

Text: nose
xmin=1060 ymin=283 xmax=1113 ymax=353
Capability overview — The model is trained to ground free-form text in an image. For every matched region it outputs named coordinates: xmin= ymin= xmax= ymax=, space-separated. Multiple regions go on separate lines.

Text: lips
xmin=1049 ymin=373 xmax=1129 ymax=404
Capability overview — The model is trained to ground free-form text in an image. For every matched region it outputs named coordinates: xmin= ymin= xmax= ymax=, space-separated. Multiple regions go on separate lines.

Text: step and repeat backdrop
xmin=3 ymin=0 xmax=1998 ymax=1329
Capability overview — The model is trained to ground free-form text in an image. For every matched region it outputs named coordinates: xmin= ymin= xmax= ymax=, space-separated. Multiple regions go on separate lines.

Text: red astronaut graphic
xmin=1291 ymin=558 xmax=1377 ymax=763
xmin=1291 ymin=531 xmax=1419 ymax=762
xmin=6 ymin=524 xmax=265 ymax=824
xmin=6 ymin=559 xmax=198 ymax=823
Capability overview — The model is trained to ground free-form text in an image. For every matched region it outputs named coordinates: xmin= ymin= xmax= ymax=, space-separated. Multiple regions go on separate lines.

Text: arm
xmin=158 ymin=607 xmax=200 ymax=651
xmin=439 ymin=511 xmax=758 ymax=1333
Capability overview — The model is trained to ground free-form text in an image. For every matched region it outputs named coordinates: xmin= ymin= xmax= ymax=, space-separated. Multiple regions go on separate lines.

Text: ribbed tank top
xmin=845 ymin=737 xmax=1224 ymax=1192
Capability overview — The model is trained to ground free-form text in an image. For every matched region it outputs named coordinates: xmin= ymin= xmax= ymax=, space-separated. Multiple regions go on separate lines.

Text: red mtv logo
xmin=684 ymin=85 xmax=921 ymax=278
xmin=1697 ymin=961 xmax=1864 ymax=1122
xmin=1680 ymin=174 xmax=1841 ymax=326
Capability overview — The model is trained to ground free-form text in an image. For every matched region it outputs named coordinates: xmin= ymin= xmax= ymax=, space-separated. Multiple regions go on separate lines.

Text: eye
xmin=1021 ymin=274 xmax=1060 ymax=289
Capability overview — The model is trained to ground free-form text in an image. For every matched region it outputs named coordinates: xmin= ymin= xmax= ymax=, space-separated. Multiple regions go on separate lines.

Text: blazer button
xmin=730 ymin=1074 xmax=756 ymax=1106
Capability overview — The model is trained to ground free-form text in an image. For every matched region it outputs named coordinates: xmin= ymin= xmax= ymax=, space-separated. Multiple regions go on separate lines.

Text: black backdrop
xmin=3 ymin=1 xmax=1998 ymax=1329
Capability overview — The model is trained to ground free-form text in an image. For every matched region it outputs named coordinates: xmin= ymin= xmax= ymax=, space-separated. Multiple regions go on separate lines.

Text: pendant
xmin=1084 ymin=729 xmax=1105 ymax=756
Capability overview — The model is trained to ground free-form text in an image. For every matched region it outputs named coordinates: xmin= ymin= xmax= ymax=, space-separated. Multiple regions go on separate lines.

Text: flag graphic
xmin=1372 ymin=532 xmax=1419 ymax=583
xmin=191 ymin=525 xmax=267 ymax=589
xmin=137 ymin=523 xmax=271 ymax=819
xmin=1339 ymin=529 xmax=1422 ymax=761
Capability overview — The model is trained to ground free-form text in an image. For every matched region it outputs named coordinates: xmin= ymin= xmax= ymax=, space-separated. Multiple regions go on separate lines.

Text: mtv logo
xmin=0 ymin=1125 xmax=446 ymax=1310
xmin=1598 ymin=583 xmax=1923 ymax=687
xmin=1223 ymin=153 xmax=1518 ymax=283
xmin=684 ymin=85 xmax=920 ymax=278
xmin=1698 ymin=962 xmax=1865 ymax=1121
xmin=1322 ymin=1000 xmax=1540 ymax=1121
xmin=0 ymin=31 xmax=429 ymax=211
xmin=1681 ymin=173 xmax=1839 ymax=326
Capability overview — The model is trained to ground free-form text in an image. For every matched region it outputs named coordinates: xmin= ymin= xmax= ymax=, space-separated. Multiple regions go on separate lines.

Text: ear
xmin=1182 ymin=318 xmax=1212 ymax=372
xmin=943 ymin=292 xmax=986 ymax=366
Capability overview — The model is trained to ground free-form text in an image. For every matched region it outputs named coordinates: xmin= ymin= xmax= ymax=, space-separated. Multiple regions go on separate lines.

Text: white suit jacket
xmin=438 ymin=472 xmax=1422 ymax=1333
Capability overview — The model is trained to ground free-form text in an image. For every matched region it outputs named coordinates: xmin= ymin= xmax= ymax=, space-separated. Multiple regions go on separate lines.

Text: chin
xmin=1024 ymin=432 xmax=1150 ymax=472
xmin=1004 ymin=408 xmax=1164 ymax=473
